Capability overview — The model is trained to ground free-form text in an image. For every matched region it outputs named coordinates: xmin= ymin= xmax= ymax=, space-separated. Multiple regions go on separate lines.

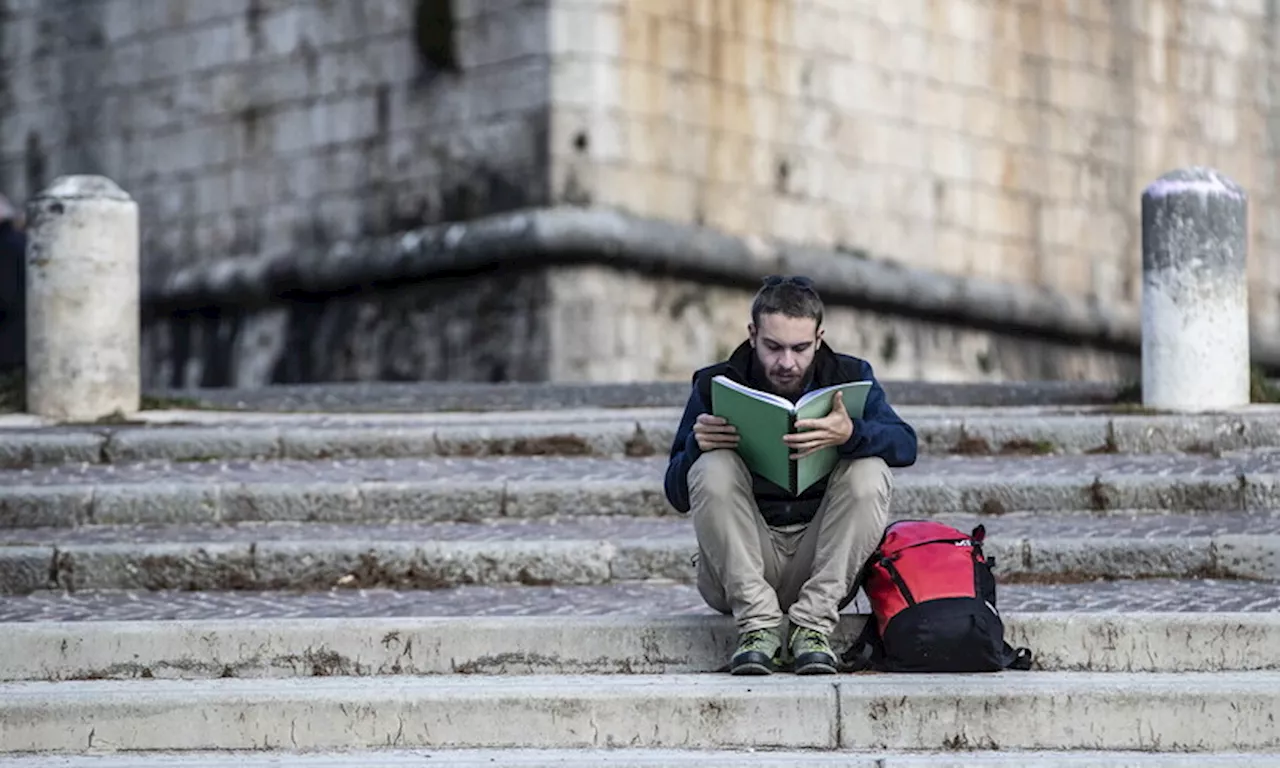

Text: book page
xmin=711 ymin=375 xmax=796 ymax=410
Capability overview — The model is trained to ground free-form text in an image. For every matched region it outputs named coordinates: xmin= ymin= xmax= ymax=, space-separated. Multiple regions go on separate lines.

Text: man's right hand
xmin=693 ymin=414 xmax=739 ymax=452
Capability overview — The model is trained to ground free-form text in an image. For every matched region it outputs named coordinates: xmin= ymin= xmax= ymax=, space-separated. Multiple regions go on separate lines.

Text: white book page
xmin=712 ymin=376 xmax=796 ymax=410
xmin=796 ymin=381 xmax=847 ymax=410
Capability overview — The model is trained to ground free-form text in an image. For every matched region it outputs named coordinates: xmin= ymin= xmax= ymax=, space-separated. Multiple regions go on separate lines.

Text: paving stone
xmin=92 ymin=484 xmax=222 ymax=525
xmin=0 ymin=547 xmax=52 ymax=594
xmin=0 ymin=432 xmax=105 ymax=468
xmin=1 ymin=580 xmax=1278 ymax=623
xmin=221 ymin=482 xmax=365 ymax=524
xmin=104 ymin=426 xmax=283 ymax=464
xmin=0 ymin=486 xmax=93 ymax=528
xmin=952 ymin=416 xmax=1111 ymax=455
xmin=50 ymin=542 xmax=258 ymax=593
xmin=1109 ymin=414 xmax=1280 ymax=454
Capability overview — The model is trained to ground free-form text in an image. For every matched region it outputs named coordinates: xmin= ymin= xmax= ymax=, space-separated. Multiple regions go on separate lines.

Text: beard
xmin=764 ymin=364 xmax=810 ymax=397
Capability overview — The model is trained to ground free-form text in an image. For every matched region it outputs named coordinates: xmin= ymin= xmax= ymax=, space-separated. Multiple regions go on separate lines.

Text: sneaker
xmin=730 ymin=627 xmax=784 ymax=675
xmin=789 ymin=625 xmax=838 ymax=675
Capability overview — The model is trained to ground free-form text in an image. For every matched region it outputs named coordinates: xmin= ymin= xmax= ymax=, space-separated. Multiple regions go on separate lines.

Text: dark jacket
xmin=663 ymin=339 xmax=917 ymax=527
xmin=0 ymin=221 xmax=25 ymax=372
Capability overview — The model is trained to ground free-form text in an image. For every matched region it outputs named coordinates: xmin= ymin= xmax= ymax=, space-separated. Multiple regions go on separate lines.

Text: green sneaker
xmin=789 ymin=625 xmax=838 ymax=675
xmin=730 ymin=628 xmax=784 ymax=675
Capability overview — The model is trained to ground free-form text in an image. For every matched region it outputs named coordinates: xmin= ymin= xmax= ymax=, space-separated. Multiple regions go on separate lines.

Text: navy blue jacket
xmin=663 ymin=340 xmax=917 ymax=527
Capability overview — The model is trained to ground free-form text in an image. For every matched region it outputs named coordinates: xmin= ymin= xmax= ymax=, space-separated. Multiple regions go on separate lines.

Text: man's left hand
xmin=785 ymin=390 xmax=854 ymax=460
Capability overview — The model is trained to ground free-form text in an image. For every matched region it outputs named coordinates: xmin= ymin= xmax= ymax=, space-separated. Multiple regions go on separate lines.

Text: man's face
xmin=749 ymin=312 xmax=822 ymax=396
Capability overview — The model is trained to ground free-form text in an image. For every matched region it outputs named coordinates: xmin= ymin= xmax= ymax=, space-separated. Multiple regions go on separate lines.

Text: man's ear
xmin=816 ymin=327 xmax=824 ymax=349
xmin=747 ymin=323 xmax=757 ymax=347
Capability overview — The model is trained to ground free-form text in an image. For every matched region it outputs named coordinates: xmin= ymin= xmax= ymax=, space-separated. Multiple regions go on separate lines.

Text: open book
xmin=710 ymin=375 xmax=873 ymax=495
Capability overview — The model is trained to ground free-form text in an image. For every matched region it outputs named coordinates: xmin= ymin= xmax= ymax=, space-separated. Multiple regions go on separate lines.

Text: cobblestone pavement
xmin=1 ymin=580 xmax=1277 ymax=622
xmin=3 ymin=512 xmax=1280 ymax=546
xmin=7 ymin=452 xmax=1280 ymax=487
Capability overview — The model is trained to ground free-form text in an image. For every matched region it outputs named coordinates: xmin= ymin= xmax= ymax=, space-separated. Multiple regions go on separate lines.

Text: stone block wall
xmin=550 ymin=0 xmax=1280 ymax=342
xmin=1 ymin=0 xmax=1275 ymax=386
xmin=0 ymin=0 xmax=551 ymax=286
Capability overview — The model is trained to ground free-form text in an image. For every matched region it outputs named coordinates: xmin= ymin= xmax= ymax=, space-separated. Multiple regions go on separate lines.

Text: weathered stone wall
xmin=0 ymin=0 xmax=1270 ymax=386
xmin=144 ymin=269 xmax=552 ymax=388
xmin=0 ymin=0 xmax=550 ymax=286
xmin=549 ymin=0 xmax=1280 ymax=343
xmin=543 ymin=265 xmax=1134 ymax=383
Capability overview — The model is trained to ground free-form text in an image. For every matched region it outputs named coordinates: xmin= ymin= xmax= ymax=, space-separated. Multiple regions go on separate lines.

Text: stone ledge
xmin=3 ymin=473 xmax=1277 ymax=528
xmin=141 ymin=206 xmax=1280 ymax=366
xmin=3 ymin=672 xmax=1280 ymax=752
xmin=0 ymin=750 xmax=1271 ymax=767
xmin=136 ymin=379 xmax=1140 ymax=413
xmin=3 ymin=613 xmax=1279 ymax=681
xmin=5 ymin=532 xmax=1278 ymax=593
xmin=7 ymin=408 xmax=1280 ymax=466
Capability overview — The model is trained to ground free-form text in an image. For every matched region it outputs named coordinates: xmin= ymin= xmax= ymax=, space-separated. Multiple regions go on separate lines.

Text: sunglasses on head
xmin=761 ymin=275 xmax=815 ymax=289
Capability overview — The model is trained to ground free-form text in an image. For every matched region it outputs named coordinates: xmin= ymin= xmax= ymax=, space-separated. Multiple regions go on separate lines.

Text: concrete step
xmin=4 ymin=610 xmax=1279 ymax=681
xmin=3 ymin=406 xmax=1280 ymax=468
xmin=4 ymin=513 xmax=1279 ymax=593
xmin=6 ymin=453 xmax=1280 ymax=529
xmin=4 ymin=672 xmax=1280 ymax=753
xmin=2 ymin=750 xmax=1278 ymax=767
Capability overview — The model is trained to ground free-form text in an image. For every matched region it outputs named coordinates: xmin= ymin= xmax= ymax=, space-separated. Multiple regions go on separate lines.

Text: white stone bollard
xmin=25 ymin=176 xmax=140 ymax=421
xmin=1141 ymin=167 xmax=1250 ymax=412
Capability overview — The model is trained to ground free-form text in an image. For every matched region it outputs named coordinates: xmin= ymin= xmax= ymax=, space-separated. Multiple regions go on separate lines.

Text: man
xmin=0 ymin=194 xmax=25 ymax=374
xmin=664 ymin=275 xmax=917 ymax=675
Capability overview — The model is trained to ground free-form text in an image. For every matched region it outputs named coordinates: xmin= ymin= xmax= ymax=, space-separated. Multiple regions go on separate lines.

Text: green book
xmin=710 ymin=375 xmax=873 ymax=495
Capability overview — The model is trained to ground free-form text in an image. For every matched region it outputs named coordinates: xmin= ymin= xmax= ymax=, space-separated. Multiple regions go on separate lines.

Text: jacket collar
xmin=723 ymin=338 xmax=841 ymax=395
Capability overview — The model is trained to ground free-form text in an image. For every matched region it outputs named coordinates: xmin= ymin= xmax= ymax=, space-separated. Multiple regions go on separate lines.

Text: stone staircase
xmin=3 ymin=396 xmax=1280 ymax=765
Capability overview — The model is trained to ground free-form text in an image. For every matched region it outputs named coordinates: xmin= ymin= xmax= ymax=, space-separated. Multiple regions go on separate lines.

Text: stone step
xmin=4 ymin=406 xmax=1280 ymax=468
xmin=4 ymin=514 xmax=1279 ymax=593
xmin=6 ymin=453 xmax=1280 ymax=529
xmin=4 ymin=610 xmax=1279 ymax=681
xmin=0 ymin=750 xmax=1277 ymax=767
xmin=4 ymin=672 xmax=1280 ymax=753
xmin=3 ymin=580 xmax=1277 ymax=622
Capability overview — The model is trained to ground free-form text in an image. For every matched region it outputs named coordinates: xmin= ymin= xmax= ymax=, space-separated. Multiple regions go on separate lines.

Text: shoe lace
xmin=739 ymin=629 xmax=777 ymax=652
xmin=793 ymin=627 xmax=829 ymax=652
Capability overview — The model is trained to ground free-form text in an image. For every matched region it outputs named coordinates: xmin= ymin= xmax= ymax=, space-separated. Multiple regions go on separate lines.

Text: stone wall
xmin=0 ymin=0 xmax=551 ymax=286
xmin=550 ymin=0 xmax=1280 ymax=343
xmin=543 ymin=265 xmax=1133 ymax=383
xmin=0 ymin=0 xmax=1272 ymax=386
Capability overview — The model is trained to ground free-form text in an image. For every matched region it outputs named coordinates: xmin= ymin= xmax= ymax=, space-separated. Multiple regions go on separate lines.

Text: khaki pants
xmin=689 ymin=450 xmax=893 ymax=635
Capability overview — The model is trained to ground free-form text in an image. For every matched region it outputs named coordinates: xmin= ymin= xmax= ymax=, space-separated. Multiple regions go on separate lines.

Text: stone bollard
xmin=1140 ymin=167 xmax=1250 ymax=412
xmin=25 ymin=176 xmax=140 ymax=421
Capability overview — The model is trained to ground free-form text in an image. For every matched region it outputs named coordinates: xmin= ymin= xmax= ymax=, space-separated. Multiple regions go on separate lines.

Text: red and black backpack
xmin=842 ymin=520 xmax=1033 ymax=673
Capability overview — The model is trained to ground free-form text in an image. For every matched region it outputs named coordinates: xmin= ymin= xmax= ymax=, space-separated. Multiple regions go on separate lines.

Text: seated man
xmin=663 ymin=275 xmax=917 ymax=675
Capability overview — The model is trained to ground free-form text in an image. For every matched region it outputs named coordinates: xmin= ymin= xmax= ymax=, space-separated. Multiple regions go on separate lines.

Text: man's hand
xmin=785 ymin=390 xmax=854 ymax=460
xmin=693 ymin=414 xmax=740 ymax=452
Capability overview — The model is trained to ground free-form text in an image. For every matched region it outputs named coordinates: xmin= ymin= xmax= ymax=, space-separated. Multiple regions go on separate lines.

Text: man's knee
xmin=689 ymin=450 xmax=752 ymax=501
xmin=830 ymin=457 xmax=893 ymax=519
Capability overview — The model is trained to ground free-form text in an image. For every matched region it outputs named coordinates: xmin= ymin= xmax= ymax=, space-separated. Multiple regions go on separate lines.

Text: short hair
xmin=751 ymin=275 xmax=824 ymax=328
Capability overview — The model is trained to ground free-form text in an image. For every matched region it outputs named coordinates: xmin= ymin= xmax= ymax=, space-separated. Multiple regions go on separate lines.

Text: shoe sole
xmin=730 ymin=661 xmax=775 ymax=675
xmin=794 ymin=660 xmax=838 ymax=675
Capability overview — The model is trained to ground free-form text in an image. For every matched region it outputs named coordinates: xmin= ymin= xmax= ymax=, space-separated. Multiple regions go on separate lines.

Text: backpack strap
xmin=1003 ymin=643 xmax=1033 ymax=671
xmin=839 ymin=617 xmax=885 ymax=672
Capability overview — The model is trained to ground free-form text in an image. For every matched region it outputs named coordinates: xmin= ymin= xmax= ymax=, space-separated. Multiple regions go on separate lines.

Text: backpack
xmin=841 ymin=520 xmax=1033 ymax=673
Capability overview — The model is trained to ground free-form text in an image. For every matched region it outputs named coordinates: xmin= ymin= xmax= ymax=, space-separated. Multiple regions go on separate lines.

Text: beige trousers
xmin=689 ymin=449 xmax=894 ymax=635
